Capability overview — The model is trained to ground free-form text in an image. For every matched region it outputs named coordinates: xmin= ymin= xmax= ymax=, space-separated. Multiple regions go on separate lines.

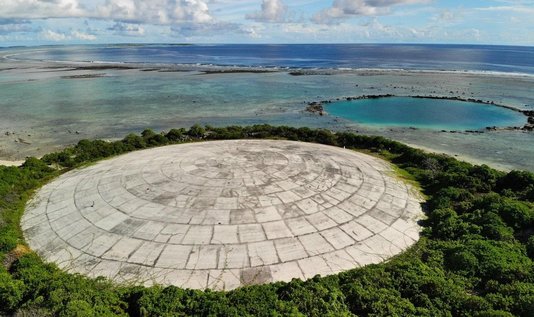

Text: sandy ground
xmin=403 ymin=143 xmax=513 ymax=172
xmin=0 ymin=159 xmax=24 ymax=167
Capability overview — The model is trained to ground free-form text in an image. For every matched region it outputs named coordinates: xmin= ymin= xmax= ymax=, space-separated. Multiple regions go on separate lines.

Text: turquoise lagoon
xmin=326 ymin=97 xmax=526 ymax=130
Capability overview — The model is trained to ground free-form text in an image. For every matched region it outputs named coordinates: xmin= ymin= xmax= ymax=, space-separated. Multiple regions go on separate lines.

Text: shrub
xmin=474 ymin=310 xmax=514 ymax=317
xmin=122 ymin=133 xmax=146 ymax=150
xmin=0 ymin=269 xmax=24 ymax=313
xmin=165 ymin=128 xmax=186 ymax=141
xmin=498 ymin=200 xmax=534 ymax=231
xmin=187 ymin=124 xmax=205 ymax=138
xmin=425 ymin=208 xmax=478 ymax=240
xmin=527 ymin=236 xmax=534 ymax=259
xmin=446 ymin=249 xmax=479 ymax=276
xmin=59 ymin=300 xmax=95 ymax=317
xmin=497 ymin=171 xmax=534 ymax=201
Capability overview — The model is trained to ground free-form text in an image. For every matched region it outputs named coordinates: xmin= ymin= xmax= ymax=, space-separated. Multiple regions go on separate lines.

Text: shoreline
xmin=0 ymin=134 xmax=516 ymax=172
xmin=305 ymin=94 xmax=533 ymax=132
xmin=0 ymin=126 xmax=529 ymax=172
xmin=307 ymin=93 xmax=529 ymax=115
xmin=402 ymin=143 xmax=514 ymax=172
xmin=40 ymin=64 xmax=534 ymax=79
xmin=0 ymin=159 xmax=24 ymax=167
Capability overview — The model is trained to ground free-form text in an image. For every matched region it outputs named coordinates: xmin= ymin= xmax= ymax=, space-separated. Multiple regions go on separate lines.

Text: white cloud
xmin=0 ymin=0 xmax=86 ymax=19
xmin=313 ymin=0 xmax=429 ymax=24
xmin=430 ymin=9 xmax=463 ymax=24
xmin=272 ymin=16 xmax=490 ymax=44
xmin=246 ymin=0 xmax=288 ymax=23
xmin=97 ymin=0 xmax=214 ymax=24
xmin=97 ymin=0 xmax=213 ymax=24
xmin=40 ymin=29 xmax=96 ymax=41
xmin=171 ymin=21 xmax=248 ymax=37
xmin=108 ymin=22 xmax=145 ymax=36
xmin=72 ymin=30 xmax=96 ymax=40
xmin=476 ymin=5 xmax=534 ymax=15
xmin=0 ymin=0 xmax=214 ymax=25
xmin=0 ymin=0 xmax=532 ymax=45
xmin=0 ymin=24 xmax=32 ymax=35
xmin=41 ymin=29 xmax=68 ymax=41
xmin=0 ymin=19 xmax=33 ymax=35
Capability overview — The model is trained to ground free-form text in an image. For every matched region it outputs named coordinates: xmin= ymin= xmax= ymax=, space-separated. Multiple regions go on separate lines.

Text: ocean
xmin=5 ymin=44 xmax=534 ymax=75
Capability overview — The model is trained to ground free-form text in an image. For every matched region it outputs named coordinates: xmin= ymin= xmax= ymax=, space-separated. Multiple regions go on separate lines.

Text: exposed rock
xmin=465 ymin=130 xmax=484 ymax=134
xmin=61 ymin=73 xmax=107 ymax=79
xmin=486 ymin=124 xmax=534 ymax=132
xmin=346 ymin=94 xmax=394 ymax=101
xmin=17 ymin=138 xmax=31 ymax=145
xmin=305 ymin=102 xmax=325 ymax=116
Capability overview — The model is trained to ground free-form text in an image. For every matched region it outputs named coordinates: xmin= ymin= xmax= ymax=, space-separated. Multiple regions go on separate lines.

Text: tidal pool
xmin=326 ymin=97 xmax=526 ymax=130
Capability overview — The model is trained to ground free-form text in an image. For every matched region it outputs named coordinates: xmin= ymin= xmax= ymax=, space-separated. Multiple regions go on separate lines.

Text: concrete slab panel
xmin=23 ymin=140 xmax=423 ymax=290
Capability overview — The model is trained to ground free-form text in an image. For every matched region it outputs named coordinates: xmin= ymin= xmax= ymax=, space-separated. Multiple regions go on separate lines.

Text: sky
xmin=0 ymin=0 xmax=533 ymax=46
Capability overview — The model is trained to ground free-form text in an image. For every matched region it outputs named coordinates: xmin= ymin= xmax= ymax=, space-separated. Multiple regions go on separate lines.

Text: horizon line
xmin=2 ymin=42 xmax=534 ymax=49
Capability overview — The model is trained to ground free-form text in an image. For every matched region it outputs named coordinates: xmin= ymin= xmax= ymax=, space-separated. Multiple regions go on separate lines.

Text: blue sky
xmin=0 ymin=0 xmax=533 ymax=46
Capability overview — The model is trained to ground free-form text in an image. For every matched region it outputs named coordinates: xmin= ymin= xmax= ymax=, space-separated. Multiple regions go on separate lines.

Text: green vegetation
xmin=1 ymin=124 xmax=533 ymax=316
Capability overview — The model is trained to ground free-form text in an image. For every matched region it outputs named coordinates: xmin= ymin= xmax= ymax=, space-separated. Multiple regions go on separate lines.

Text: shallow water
xmin=0 ymin=46 xmax=533 ymax=171
xmin=326 ymin=97 xmax=526 ymax=130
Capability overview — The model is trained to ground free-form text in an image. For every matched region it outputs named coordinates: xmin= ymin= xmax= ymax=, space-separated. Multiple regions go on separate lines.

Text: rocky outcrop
xmin=346 ymin=94 xmax=395 ymax=101
xmin=305 ymin=102 xmax=325 ymax=115
xmin=486 ymin=124 xmax=534 ymax=132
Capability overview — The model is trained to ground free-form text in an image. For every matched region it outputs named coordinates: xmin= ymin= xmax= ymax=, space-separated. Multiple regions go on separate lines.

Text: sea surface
xmin=0 ymin=44 xmax=533 ymax=171
xmin=4 ymin=44 xmax=534 ymax=74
